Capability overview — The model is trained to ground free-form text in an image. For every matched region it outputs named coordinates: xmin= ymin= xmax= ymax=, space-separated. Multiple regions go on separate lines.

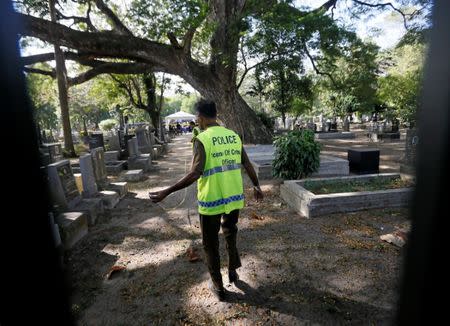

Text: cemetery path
xmin=68 ymin=134 xmax=409 ymax=325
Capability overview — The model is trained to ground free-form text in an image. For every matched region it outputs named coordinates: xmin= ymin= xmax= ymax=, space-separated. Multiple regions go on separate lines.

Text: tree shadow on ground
xmin=224 ymin=278 xmax=394 ymax=324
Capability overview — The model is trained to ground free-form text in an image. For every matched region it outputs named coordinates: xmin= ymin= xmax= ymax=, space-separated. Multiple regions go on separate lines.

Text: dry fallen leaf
xmin=250 ymin=211 xmax=264 ymax=220
xmin=106 ymin=265 xmax=126 ymax=279
xmin=186 ymin=246 xmax=201 ymax=262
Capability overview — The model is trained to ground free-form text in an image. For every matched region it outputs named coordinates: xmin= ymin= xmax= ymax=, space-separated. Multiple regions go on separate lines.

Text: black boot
xmin=208 ymin=281 xmax=227 ymax=301
xmin=228 ymin=269 xmax=239 ymax=283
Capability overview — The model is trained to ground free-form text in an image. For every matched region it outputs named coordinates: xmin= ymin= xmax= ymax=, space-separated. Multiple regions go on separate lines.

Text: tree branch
xmin=182 ymin=27 xmax=196 ymax=54
xmin=94 ymin=0 xmax=133 ymax=35
xmin=16 ymin=12 xmax=182 ymax=73
xmin=167 ymin=32 xmax=181 ymax=48
xmin=131 ymin=77 xmax=144 ymax=108
xmin=316 ymin=0 xmax=338 ymax=13
xmin=352 ymin=0 xmax=409 ymax=29
xmin=23 ymin=67 xmax=56 ymax=78
xmin=237 ymin=50 xmax=295 ymax=89
xmin=21 ymin=52 xmax=55 ymax=65
xmin=304 ymin=46 xmax=337 ymax=87
xmin=55 ymin=8 xmax=97 ymax=32
xmin=110 ymin=75 xmax=146 ymax=110
xmin=111 ymin=75 xmax=139 ymax=108
xmin=68 ymin=62 xmax=154 ymax=86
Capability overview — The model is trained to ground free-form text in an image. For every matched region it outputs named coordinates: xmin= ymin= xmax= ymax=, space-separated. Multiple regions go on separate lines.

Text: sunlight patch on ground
xmin=102 ymin=238 xmax=193 ymax=270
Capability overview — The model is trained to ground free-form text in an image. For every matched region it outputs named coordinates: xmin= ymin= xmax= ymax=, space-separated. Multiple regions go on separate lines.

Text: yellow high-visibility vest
xmin=196 ymin=126 xmax=244 ymax=215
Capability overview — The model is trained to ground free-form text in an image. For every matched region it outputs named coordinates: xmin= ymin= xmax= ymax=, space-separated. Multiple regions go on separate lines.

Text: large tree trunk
xmin=49 ymin=0 xmax=75 ymax=156
xmin=143 ymin=73 xmax=160 ymax=134
xmin=195 ymin=83 xmax=272 ymax=143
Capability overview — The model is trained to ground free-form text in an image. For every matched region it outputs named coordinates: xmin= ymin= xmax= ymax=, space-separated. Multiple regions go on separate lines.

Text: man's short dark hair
xmin=195 ymin=99 xmax=217 ymax=118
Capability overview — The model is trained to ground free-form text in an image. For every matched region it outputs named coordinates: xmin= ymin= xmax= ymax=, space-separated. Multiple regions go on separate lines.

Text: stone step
xmin=124 ymin=169 xmax=145 ymax=182
xmin=99 ymin=190 xmax=120 ymax=209
xmin=55 ymin=212 xmax=88 ymax=249
xmin=128 ymin=157 xmax=151 ymax=172
xmin=106 ymin=182 xmax=128 ymax=198
xmin=71 ymin=198 xmax=104 ymax=225
xmin=105 ymin=160 xmax=126 ymax=175
xmin=104 ymin=150 xmax=120 ymax=162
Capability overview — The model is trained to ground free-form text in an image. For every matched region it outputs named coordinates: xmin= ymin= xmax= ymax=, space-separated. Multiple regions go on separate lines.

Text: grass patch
xmin=303 ymin=177 xmax=414 ymax=195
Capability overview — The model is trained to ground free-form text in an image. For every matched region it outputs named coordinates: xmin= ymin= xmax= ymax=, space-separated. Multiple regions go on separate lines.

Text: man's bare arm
xmin=242 ymin=147 xmax=259 ymax=187
xmin=241 ymin=147 xmax=263 ymax=201
xmin=150 ymin=140 xmax=205 ymax=202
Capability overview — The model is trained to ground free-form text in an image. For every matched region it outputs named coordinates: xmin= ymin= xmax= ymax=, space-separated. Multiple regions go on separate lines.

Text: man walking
xmin=149 ymin=99 xmax=263 ymax=301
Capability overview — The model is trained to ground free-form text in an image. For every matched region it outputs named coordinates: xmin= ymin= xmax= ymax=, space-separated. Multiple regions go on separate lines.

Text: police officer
xmin=189 ymin=120 xmax=201 ymax=145
xmin=149 ymin=99 xmax=263 ymax=301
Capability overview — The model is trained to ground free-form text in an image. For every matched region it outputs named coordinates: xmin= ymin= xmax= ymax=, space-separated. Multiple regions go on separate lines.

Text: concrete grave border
xmin=280 ymin=173 xmax=413 ymax=218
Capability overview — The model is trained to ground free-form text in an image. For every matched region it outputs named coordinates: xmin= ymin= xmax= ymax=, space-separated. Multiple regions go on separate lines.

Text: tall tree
xmin=377 ymin=37 xmax=426 ymax=127
xmin=48 ymin=0 xmax=75 ymax=156
xmin=17 ymin=0 xmax=431 ymax=143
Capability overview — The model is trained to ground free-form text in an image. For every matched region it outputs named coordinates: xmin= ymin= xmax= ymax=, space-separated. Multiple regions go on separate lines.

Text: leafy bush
xmin=99 ymin=118 xmax=117 ymax=131
xmin=74 ymin=143 xmax=89 ymax=156
xmin=272 ymin=129 xmax=321 ymax=179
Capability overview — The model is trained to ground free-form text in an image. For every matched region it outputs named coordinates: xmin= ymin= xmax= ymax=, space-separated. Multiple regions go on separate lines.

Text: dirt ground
xmin=66 ymin=129 xmax=411 ymax=325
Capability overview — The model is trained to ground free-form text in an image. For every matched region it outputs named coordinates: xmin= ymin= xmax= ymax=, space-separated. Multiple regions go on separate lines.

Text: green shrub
xmin=74 ymin=143 xmax=89 ymax=156
xmin=272 ymin=129 xmax=321 ymax=179
xmin=99 ymin=118 xmax=117 ymax=131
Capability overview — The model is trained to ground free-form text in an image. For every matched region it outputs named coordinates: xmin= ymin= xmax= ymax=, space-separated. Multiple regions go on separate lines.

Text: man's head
xmin=194 ymin=99 xmax=217 ymax=129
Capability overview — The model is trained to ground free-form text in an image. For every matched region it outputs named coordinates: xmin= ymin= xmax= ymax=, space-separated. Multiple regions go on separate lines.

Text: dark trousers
xmin=199 ymin=209 xmax=242 ymax=289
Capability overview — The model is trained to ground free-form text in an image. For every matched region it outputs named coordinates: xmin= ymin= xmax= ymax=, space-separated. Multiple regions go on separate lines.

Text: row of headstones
xmin=106 ymin=127 xmax=168 ymax=160
xmin=47 ymin=131 xmax=172 ymax=249
xmin=366 ymin=121 xmax=401 ymax=142
xmin=46 ymin=148 xmax=129 ymax=250
xmin=72 ymin=135 xmax=163 ymax=178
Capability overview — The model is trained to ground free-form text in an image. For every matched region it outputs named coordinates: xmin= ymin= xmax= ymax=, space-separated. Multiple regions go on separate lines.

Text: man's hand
xmin=253 ymin=186 xmax=264 ymax=202
xmin=149 ymin=189 xmax=170 ymax=203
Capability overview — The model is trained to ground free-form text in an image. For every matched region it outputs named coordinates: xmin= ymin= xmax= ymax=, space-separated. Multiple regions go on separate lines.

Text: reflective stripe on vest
xmin=198 ymin=194 xmax=244 ymax=208
xmin=202 ymin=163 xmax=241 ymax=178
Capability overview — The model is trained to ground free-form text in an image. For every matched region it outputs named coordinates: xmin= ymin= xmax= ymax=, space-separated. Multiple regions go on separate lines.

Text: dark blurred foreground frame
xmin=397 ymin=0 xmax=449 ymax=325
xmin=0 ymin=1 xmax=73 ymax=325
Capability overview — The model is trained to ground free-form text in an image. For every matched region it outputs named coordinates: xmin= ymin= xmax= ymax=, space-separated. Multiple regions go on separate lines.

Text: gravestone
xmin=47 ymin=160 xmax=82 ymax=211
xmin=367 ymin=121 xmax=400 ymax=142
xmin=400 ymin=128 xmax=419 ymax=175
xmin=118 ymin=130 xmax=134 ymax=158
xmin=79 ymin=154 xmax=98 ymax=197
xmin=343 ymin=116 xmax=350 ymax=132
xmin=128 ymin=137 xmax=140 ymax=158
xmin=39 ymin=148 xmax=51 ymax=166
xmin=330 ymin=121 xmax=338 ymax=132
xmin=118 ymin=129 xmax=127 ymax=149
xmin=348 ymin=148 xmax=380 ymax=174
xmin=90 ymin=147 xmax=108 ymax=187
xmin=55 ymin=212 xmax=88 ymax=249
xmin=40 ymin=143 xmax=63 ymax=163
xmin=103 ymin=150 xmax=126 ymax=174
xmin=88 ymin=132 xmax=105 ymax=150
xmin=135 ymin=127 xmax=152 ymax=154
xmin=108 ymin=132 xmax=121 ymax=151
xmin=149 ymin=132 xmax=166 ymax=159
xmin=127 ymin=137 xmax=151 ymax=171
